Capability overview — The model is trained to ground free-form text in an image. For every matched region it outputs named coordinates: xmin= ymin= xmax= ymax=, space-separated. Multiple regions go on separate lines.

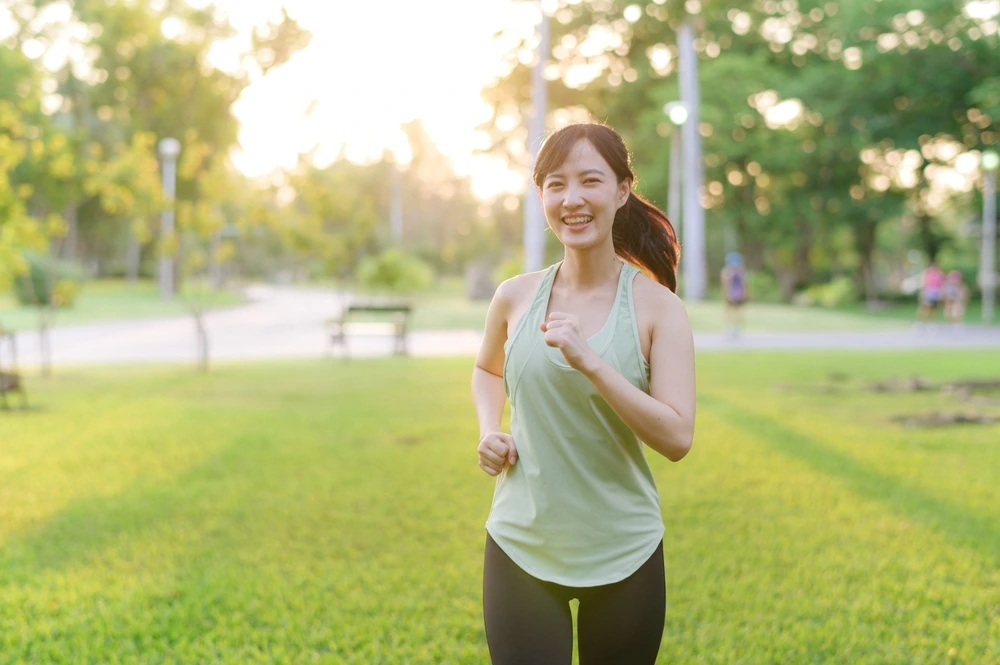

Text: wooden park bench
xmin=327 ymin=298 xmax=413 ymax=359
xmin=0 ymin=329 xmax=26 ymax=410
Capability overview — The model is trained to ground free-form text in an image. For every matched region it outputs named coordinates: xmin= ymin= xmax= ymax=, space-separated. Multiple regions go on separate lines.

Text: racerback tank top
xmin=485 ymin=260 xmax=664 ymax=587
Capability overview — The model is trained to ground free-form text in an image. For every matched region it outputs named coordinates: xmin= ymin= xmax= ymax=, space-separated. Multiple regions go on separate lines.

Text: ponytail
xmin=613 ymin=192 xmax=680 ymax=292
xmin=534 ymin=122 xmax=681 ymax=291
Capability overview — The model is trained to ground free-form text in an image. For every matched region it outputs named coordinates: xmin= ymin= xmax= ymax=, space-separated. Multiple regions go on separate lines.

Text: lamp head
xmin=158 ymin=137 xmax=181 ymax=159
xmin=983 ymin=149 xmax=999 ymax=173
xmin=663 ymin=101 xmax=689 ymax=126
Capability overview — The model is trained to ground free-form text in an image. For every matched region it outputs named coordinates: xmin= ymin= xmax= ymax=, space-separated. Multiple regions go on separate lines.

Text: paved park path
xmin=10 ymin=285 xmax=1000 ymax=368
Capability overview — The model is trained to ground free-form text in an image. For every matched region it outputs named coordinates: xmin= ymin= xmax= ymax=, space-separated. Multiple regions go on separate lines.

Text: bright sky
xmin=204 ymin=0 xmax=525 ymax=199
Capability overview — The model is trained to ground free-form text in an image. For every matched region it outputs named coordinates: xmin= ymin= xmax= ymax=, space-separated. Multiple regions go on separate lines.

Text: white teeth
xmin=564 ymin=216 xmax=591 ymax=225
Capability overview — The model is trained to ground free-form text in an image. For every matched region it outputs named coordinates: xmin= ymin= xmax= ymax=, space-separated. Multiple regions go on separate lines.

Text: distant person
xmin=917 ymin=262 xmax=944 ymax=326
xmin=721 ymin=251 xmax=748 ymax=339
xmin=942 ymin=270 xmax=968 ymax=328
xmin=472 ymin=123 xmax=696 ymax=665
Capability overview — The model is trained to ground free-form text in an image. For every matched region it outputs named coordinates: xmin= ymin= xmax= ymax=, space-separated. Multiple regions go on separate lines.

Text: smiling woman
xmin=472 ymin=123 xmax=695 ymax=665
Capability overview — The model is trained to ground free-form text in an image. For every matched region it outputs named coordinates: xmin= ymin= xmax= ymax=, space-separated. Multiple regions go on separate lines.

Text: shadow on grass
xmin=701 ymin=393 xmax=1000 ymax=566
xmin=1 ymin=431 xmax=271 ymax=577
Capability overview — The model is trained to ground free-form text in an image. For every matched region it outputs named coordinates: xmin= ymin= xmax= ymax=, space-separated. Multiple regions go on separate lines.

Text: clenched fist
xmin=540 ymin=312 xmax=598 ymax=372
xmin=478 ymin=431 xmax=518 ymax=476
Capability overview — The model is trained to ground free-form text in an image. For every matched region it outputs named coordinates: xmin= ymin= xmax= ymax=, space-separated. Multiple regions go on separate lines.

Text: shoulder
xmin=631 ymin=270 xmax=691 ymax=346
xmin=494 ymin=269 xmax=547 ymax=307
xmin=632 ymin=271 xmax=686 ymax=318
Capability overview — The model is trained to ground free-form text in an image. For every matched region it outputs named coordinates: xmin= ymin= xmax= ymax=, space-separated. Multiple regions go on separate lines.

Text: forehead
xmin=544 ymin=139 xmax=613 ymax=178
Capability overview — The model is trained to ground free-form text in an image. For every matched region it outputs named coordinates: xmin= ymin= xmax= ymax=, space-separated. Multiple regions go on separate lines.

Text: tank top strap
xmin=505 ymin=262 xmax=560 ymax=354
xmin=526 ymin=261 xmax=561 ymax=327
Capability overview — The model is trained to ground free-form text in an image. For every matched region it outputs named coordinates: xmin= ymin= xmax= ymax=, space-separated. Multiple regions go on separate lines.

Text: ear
xmin=616 ymin=179 xmax=632 ymax=210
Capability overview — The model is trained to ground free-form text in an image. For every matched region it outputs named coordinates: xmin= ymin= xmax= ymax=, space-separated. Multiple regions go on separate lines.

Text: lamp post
xmin=158 ymin=137 xmax=181 ymax=300
xmin=523 ymin=0 xmax=550 ymax=273
xmin=981 ymin=149 xmax=998 ymax=322
xmin=678 ymin=19 xmax=707 ymax=300
xmin=663 ymin=102 xmax=688 ymax=232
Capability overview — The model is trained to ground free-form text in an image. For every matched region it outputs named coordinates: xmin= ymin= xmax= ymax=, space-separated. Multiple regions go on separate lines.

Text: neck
xmin=558 ymin=247 xmax=622 ymax=291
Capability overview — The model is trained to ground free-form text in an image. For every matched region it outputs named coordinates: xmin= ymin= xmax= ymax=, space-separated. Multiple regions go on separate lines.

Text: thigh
xmin=483 ymin=534 xmax=573 ymax=665
xmin=577 ymin=542 xmax=666 ymax=665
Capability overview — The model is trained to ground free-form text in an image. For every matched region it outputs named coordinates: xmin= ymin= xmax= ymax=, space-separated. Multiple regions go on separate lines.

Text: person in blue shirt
xmin=721 ymin=251 xmax=748 ymax=338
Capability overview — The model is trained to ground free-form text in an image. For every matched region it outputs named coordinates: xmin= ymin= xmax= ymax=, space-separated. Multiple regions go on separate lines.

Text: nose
xmin=561 ymin=182 xmax=584 ymax=209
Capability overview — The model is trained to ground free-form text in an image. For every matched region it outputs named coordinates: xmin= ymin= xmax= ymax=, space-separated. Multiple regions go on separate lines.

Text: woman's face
xmin=538 ymin=139 xmax=630 ymax=253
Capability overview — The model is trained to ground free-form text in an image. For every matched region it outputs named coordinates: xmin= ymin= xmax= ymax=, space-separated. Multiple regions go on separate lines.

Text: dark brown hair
xmin=532 ymin=123 xmax=680 ymax=292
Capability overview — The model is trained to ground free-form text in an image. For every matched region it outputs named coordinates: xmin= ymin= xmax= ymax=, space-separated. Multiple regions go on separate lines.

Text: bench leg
xmin=329 ymin=324 xmax=349 ymax=360
xmin=394 ymin=323 xmax=408 ymax=356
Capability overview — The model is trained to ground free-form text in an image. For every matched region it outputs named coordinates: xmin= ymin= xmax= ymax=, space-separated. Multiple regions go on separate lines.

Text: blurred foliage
xmin=480 ymin=0 xmax=999 ymax=302
xmin=12 ymin=251 xmax=84 ymax=307
xmin=356 ymin=248 xmax=435 ymax=295
xmin=793 ymin=275 xmax=857 ymax=308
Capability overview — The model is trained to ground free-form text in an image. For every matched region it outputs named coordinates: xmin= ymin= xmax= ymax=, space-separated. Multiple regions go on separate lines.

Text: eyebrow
xmin=544 ymin=168 xmax=607 ymax=181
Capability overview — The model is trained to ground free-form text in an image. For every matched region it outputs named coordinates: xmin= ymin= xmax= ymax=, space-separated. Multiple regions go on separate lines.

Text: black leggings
xmin=483 ymin=534 xmax=665 ymax=665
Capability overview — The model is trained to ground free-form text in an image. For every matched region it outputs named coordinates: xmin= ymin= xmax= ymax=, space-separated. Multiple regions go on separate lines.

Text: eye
xmin=584 ymin=178 xmax=601 ymax=184
xmin=545 ymin=181 xmax=564 ymax=189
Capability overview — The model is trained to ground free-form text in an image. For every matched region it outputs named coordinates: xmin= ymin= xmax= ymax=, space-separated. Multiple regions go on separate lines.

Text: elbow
xmin=659 ymin=431 xmax=693 ymax=463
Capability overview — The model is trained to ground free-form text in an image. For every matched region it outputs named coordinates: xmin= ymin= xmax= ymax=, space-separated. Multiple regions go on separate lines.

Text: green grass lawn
xmin=0 ymin=280 xmax=245 ymax=332
xmin=1 ymin=351 xmax=998 ymax=663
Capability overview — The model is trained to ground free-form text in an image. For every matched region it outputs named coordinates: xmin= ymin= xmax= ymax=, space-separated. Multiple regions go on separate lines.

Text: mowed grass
xmin=1 ymin=351 xmax=999 ymax=664
xmin=0 ymin=280 xmax=244 ymax=332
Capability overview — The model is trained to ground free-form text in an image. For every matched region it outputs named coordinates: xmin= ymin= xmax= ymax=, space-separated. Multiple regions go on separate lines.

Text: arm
xmin=472 ymin=281 xmax=518 ymax=475
xmin=542 ymin=290 xmax=695 ymax=462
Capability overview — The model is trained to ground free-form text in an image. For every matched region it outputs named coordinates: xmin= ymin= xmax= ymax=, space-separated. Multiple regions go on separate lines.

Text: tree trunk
xmin=38 ymin=315 xmax=52 ymax=378
xmin=62 ymin=201 xmax=79 ymax=262
xmin=193 ymin=310 xmax=209 ymax=373
xmin=125 ymin=232 xmax=141 ymax=283
xmin=916 ymin=212 xmax=943 ymax=263
xmin=854 ymin=221 xmax=878 ymax=303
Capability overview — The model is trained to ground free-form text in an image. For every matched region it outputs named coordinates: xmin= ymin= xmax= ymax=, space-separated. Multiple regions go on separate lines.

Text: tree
xmin=478 ymin=0 xmax=999 ymax=302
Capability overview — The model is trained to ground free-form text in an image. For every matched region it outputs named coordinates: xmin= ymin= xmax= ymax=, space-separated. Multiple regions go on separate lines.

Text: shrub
xmin=494 ymin=255 xmax=523 ymax=285
xmin=744 ymin=271 xmax=783 ymax=303
xmin=12 ymin=252 xmax=84 ymax=308
xmin=355 ymin=249 xmax=434 ymax=294
xmin=794 ymin=276 xmax=857 ymax=308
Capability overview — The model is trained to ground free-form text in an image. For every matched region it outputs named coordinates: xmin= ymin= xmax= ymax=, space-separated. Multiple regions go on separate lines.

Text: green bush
xmin=355 ymin=249 xmax=434 ymax=294
xmin=12 ymin=252 xmax=84 ymax=308
xmin=745 ymin=271 xmax=783 ymax=303
xmin=493 ymin=254 xmax=523 ymax=285
xmin=795 ymin=276 xmax=856 ymax=308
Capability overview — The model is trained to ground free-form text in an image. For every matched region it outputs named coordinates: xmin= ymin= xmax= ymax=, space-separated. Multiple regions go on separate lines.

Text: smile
xmin=562 ymin=215 xmax=593 ymax=227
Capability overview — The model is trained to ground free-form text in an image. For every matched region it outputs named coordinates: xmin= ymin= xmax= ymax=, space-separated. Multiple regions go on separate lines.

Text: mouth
xmin=562 ymin=215 xmax=593 ymax=229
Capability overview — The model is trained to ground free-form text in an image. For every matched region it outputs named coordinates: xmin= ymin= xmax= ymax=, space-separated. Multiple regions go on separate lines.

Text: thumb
xmin=504 ymin=436 xmax=518 ymax=465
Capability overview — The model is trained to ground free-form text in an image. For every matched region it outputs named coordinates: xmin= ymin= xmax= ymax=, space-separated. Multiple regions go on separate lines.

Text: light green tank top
xmin=486 ymin=260 xmax=664 ymax=587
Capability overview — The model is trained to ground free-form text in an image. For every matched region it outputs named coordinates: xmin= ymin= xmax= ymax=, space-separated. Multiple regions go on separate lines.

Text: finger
xmin=479 ymin=447 xmax=506 ymax=468
xmin=547 ymin=311 xmax=571 ymax=321
xmin=482 ymin=437 xmax=510 ymax=457
xmin=499 ymin=435 xmax=518 ymax=463
xmin=479 ymin=441 xmax=508 ymax=465
xmin=478 ymin=459 xmax=500 ymax=476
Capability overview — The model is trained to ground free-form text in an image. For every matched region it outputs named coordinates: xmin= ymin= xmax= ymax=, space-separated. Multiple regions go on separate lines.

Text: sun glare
xmin=206 ymin=0 xmax=517 ymax=199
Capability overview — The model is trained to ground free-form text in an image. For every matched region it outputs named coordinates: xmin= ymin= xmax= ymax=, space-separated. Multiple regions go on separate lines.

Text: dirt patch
xmin=866 ymin=375 xmax=936 ymax=392
xmin=941 ymin=379 xmax=1000 ymax=406
xmin=890 ymin=412 xmax=999 ymax=428
xmin=772 ymin=374 xmax=1000 ymax=429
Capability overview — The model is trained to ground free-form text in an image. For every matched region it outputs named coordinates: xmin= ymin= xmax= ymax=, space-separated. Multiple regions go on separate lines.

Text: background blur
xmin=1 ymin=1 xmax=999 ymax=664
xmin=0 ymin=0 xmax=996 ymax=323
